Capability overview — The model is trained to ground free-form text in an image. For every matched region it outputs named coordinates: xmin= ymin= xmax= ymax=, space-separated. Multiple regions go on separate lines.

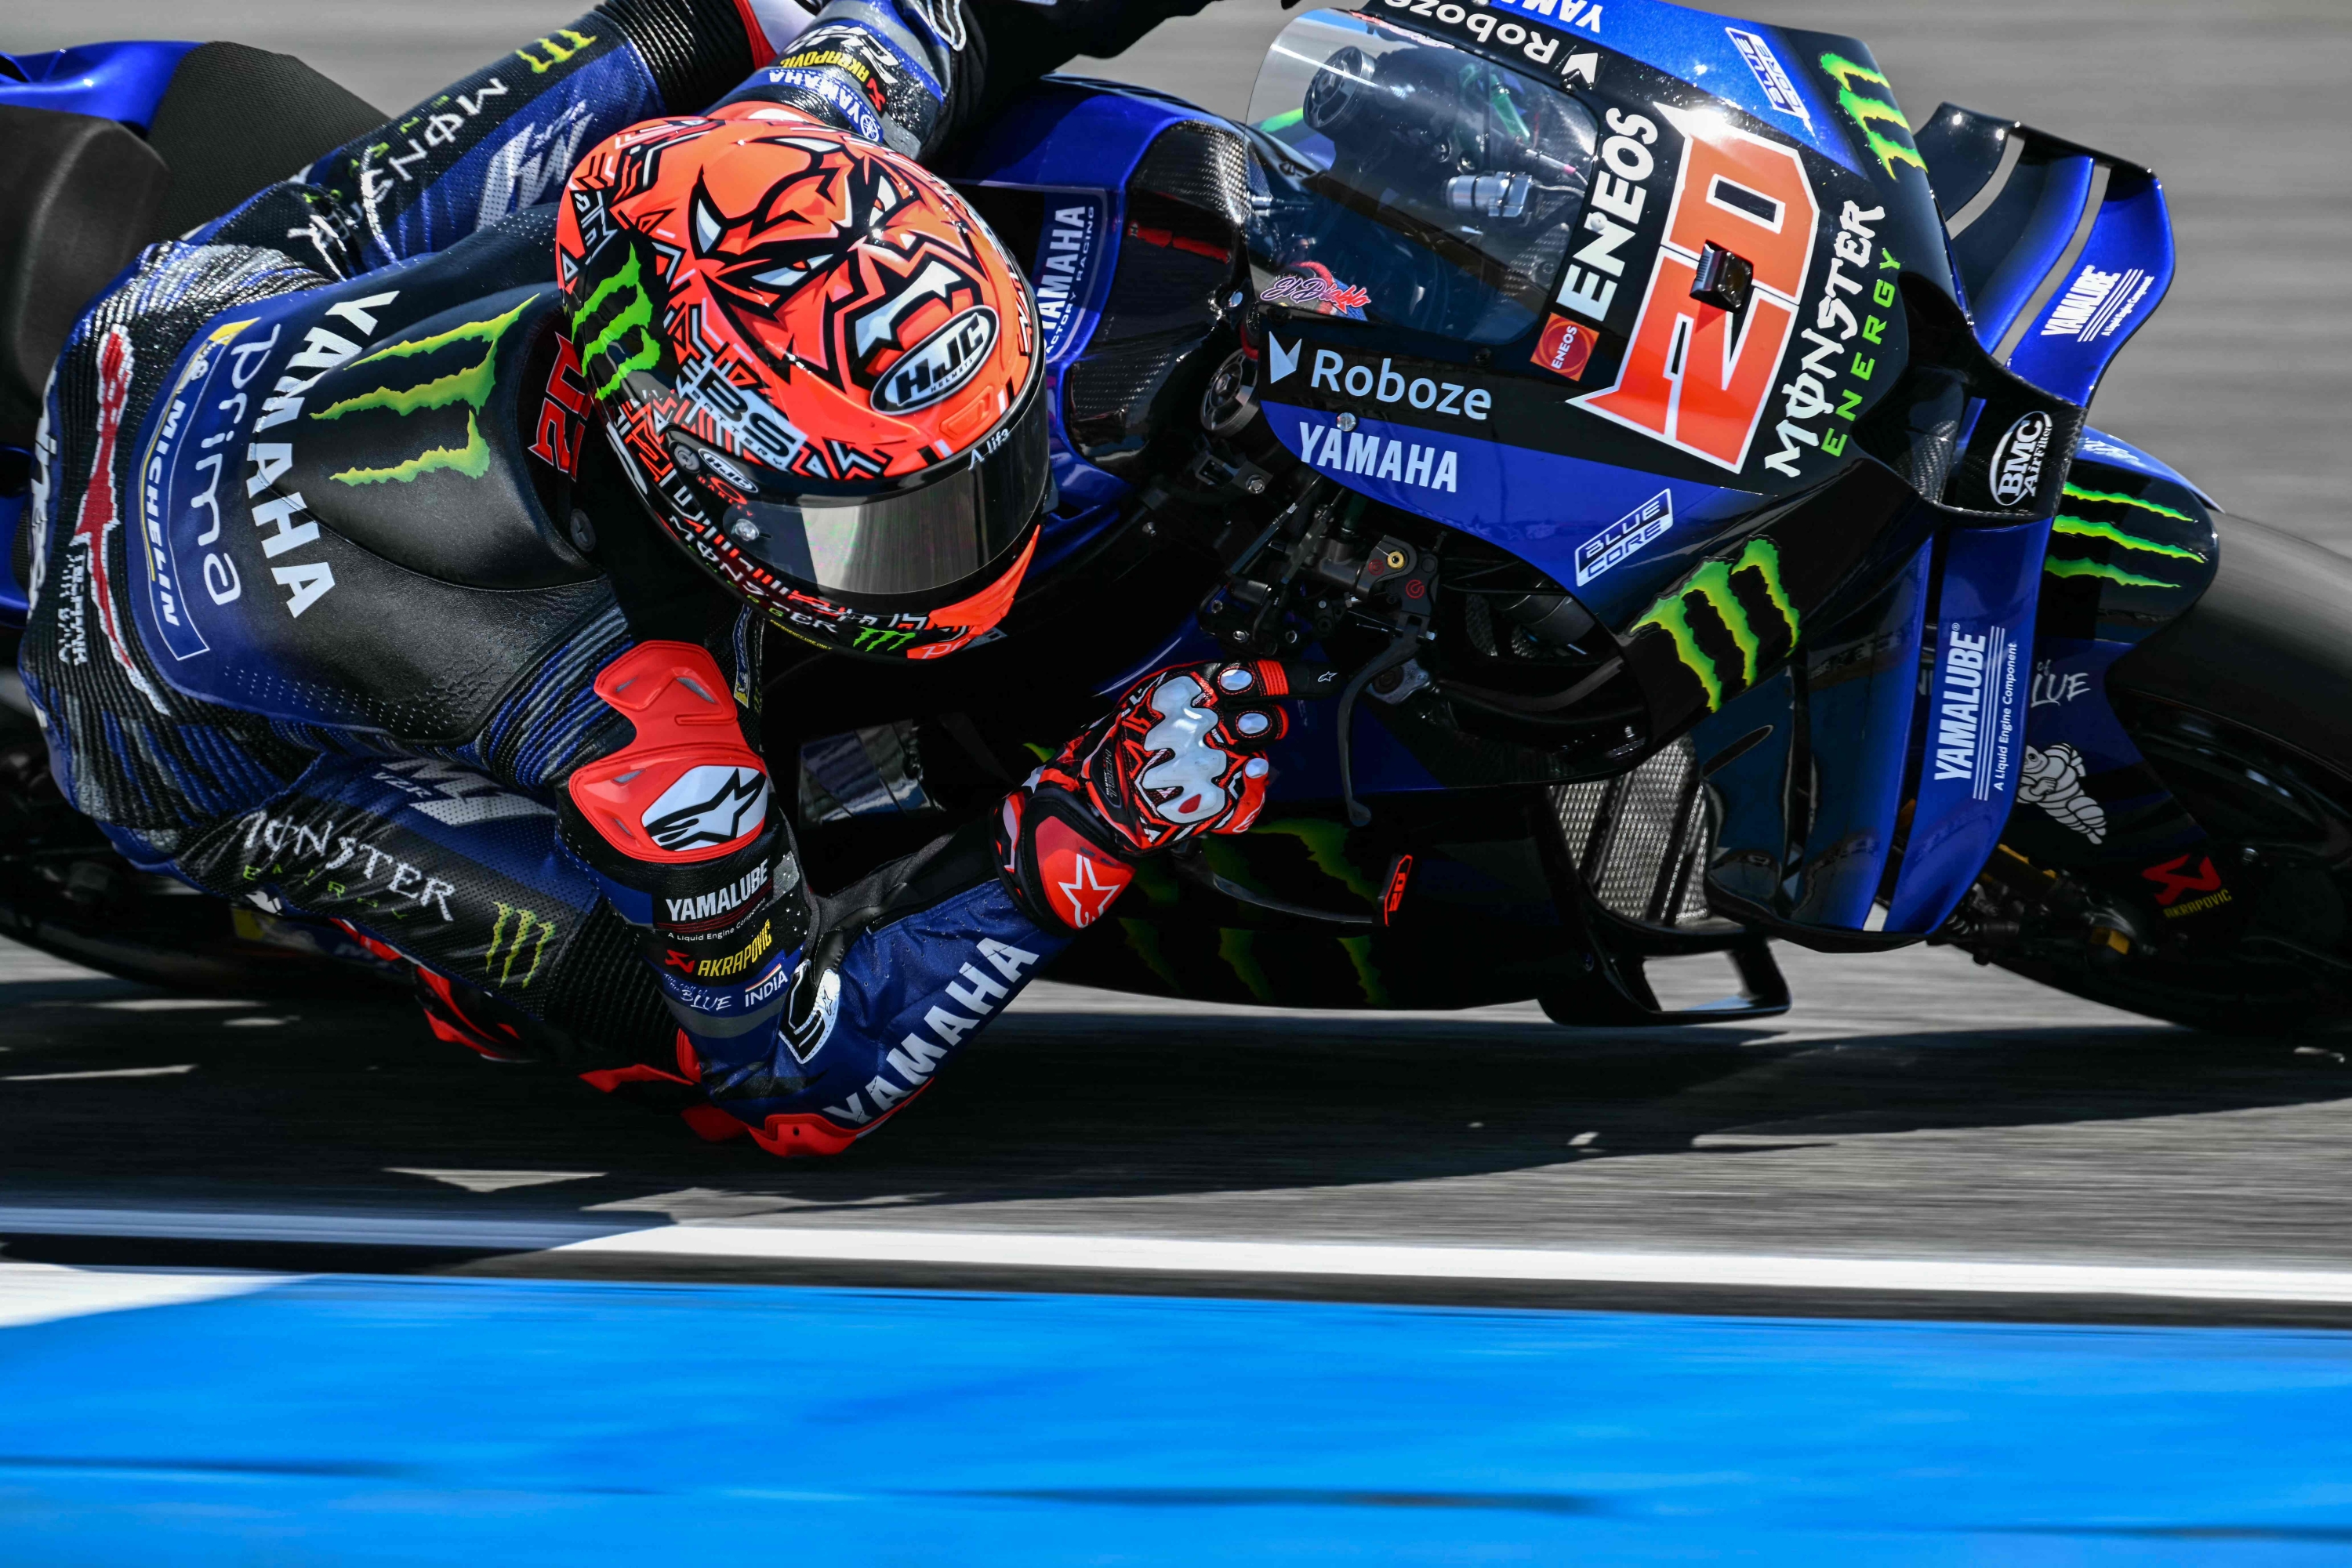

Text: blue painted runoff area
xmin=6 ymin=1276 xmax=2352 ymax=1563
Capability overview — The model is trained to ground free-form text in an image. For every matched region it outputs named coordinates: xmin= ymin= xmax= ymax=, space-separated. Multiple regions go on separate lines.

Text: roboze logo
xmin=1929 ymin=622 xmax=2020 ymax=803
xmin=1292 ymin=419 xmax=1461 ymax=494
xmin=1988 ymin=411 xmax=2053 ymax=508
xmin=872 ymin=306 xmax=997 ymax=414
xmin=819 ymin=937 xmax=1040 ymax=1128
xmin=1033 ymin=201 xmax=1100 ymax=361
xmin=1272 ymin=342 xmax=1493 ymax=423
xmin=1575 ymin=489 xmax=1672 ymax=587
xmin=1375 ymin=0 xmax=1602 ymax=67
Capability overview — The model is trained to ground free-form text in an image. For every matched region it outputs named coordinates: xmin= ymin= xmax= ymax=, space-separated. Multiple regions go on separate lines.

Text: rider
xmin=16 ymin=0 xmax=1316 ymax=1156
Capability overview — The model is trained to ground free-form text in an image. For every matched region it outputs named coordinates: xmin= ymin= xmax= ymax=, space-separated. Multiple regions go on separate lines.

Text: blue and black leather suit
xmin=16 ymin=0 xmax=1213 ymax=1152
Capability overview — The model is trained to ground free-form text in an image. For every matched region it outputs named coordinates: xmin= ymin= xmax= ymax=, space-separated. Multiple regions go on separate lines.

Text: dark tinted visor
xmin=718 ymin=385 xmax=1052 ymax=602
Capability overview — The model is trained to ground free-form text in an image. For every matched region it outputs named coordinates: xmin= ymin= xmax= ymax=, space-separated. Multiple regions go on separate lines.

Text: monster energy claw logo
xmin=310 ymin=295 xmax=535 ymax=485
xmin=516 ymin=27 xmax=597 ymax=73
xmin=2042 ymin=482 xmax=2207 ymax=590
xmin=574 ymin=246 xmax=660 ymax=399
xmin=1632 ymin=539 xmax=1798 ymax=713
xmin=485 ymin=901 xmax=557 ymax=988
xmin=1820 ymin=54 xmax=1924 ymax=180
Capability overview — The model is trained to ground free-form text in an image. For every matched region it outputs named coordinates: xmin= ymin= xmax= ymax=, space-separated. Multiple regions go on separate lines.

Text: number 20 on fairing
xmin=1573 ymin=104 xmax=1819 ymax=474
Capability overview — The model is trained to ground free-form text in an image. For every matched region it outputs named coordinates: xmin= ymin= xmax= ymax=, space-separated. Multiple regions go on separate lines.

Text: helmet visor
xmin=715 ymin=383 xmax=1053 ymax=603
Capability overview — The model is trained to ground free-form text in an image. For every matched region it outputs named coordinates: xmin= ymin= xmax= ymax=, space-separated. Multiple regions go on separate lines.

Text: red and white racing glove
xmin=995 ymin=660 xmax=1334 ymax=933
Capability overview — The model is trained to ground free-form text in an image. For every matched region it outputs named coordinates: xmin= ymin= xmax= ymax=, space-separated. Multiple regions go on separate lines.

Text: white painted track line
xmin=555 ymin=1226 xmax=2352 ymax=1305
xmin=18 ymin=1203 xmax=2352 ymax=1305
xmin=0 ymin=1260 xmax=284 ymax=1330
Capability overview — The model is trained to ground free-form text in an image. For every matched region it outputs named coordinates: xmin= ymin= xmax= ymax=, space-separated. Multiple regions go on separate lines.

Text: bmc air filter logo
xmin=873 ymin=306 xmax=997 ymax=414
xmin=1989 ymin=412 xmax=2053 ymax=507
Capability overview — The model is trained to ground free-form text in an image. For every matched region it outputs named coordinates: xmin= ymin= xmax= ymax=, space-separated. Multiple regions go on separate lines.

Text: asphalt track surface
xmin=3 ymin=0 xmax=2351 ymax=1311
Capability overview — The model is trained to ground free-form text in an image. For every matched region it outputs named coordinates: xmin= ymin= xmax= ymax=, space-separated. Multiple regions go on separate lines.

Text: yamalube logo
xmin=644 ymin=764 xmax=770 ymax=851
xmin=873 ymin=306 xmax=996 ymax=414
xmin=1989 ymin=411 xmax=2053 ymax=507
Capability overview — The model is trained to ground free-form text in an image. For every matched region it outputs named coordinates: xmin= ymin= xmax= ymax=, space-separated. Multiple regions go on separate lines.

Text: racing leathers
xmin=15 ymin=0 xmax=1242 ymax=1154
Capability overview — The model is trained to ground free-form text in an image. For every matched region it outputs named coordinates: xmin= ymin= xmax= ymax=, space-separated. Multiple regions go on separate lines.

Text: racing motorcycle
xmin=3 ymin=5 xmax=2348 ymax=1037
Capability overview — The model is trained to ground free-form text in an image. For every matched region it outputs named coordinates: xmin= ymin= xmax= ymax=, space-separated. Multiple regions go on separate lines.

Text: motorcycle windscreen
xmin=1245 ymin=6 xmax=1599 ymax=344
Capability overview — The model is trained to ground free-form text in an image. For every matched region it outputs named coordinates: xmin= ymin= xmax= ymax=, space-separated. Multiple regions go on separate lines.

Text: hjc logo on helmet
xmin=873 ymin=305 xmax=998 ymax=413
xmin=1989 ymin=411 xmax=2053 ymax=507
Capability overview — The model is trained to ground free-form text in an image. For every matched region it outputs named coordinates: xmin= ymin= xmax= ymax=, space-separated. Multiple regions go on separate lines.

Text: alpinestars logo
xmin=644 ymin=764 xmax=769 ymax=851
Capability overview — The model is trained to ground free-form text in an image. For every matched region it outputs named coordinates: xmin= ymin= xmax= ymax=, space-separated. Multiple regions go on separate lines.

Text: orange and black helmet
xmin=556 ymin=103 xmax=1049 ymax=659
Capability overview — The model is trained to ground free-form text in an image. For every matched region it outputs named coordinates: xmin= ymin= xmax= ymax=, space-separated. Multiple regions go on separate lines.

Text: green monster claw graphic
xmin=1336 ymin=935 xmax=1391 ymax=1008
xmin=313 ymin=295 xmax=536 ymax=485
xmin=1632 ymin=539 xmax=1799 ymax=713
xmin=2060 ymin=483 xmax=2193 ymax=523
xmin=1820 ymin=54 xmax=1926 ymax=180
xmin=485 ymin=901 xmax=557 ymax=988
xmin=575 ymin=248 xmax=661 ymax=398
xmin=2043 ymin=558 xmax=2174 ymax=590
xmin=2043 ymin=482 xmax=2207 ymax=588
xmin=2051 ymin=516 xmax=2207 ymax=561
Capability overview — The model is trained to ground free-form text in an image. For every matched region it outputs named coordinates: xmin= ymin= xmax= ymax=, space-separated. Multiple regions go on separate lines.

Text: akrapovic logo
xmin=874 ymin=306 xmax=996 ymax=413
xmin=1989 ymin=411 xmax=2053 ymax=508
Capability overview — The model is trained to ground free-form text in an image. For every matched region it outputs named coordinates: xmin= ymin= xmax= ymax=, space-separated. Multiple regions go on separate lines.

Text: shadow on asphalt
xmin=4 ymin=969 xmax=2348 ymax=1217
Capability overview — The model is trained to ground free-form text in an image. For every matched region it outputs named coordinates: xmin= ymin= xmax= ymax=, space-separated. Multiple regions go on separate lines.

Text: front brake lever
xmin=1167 ymin=842 xmax=1374 ymax=928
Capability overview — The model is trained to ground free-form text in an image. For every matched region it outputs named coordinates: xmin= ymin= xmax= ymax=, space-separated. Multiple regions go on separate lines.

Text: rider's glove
xmin=994 ymin=660 xmax=1333 ymax=934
